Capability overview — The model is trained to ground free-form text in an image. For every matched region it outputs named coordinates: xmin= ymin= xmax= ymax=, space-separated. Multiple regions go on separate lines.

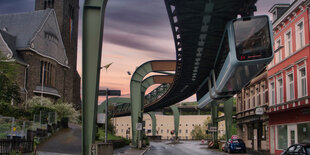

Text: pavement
xmin=144 ymin=141 xmax=269 ymax=155
xmin=114 ymin=146 xmax=149 ymax=155
xmin=37 ymin=124 xmax=82 ymax=155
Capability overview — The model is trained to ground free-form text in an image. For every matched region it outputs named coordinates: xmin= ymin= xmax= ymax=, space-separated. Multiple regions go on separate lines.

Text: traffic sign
xmin=136 ymin=123 xmax=142 ymax=131
xmin=97 ymin=113 xmax=106 ymax=124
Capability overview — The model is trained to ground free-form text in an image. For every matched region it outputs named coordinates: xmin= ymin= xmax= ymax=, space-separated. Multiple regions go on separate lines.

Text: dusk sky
xmin=0 ymin=0 xmax=290 ymax=103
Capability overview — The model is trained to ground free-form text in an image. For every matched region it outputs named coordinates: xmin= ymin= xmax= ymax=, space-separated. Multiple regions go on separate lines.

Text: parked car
xmin=223 ymin=139 xmax=246 ymax=153
xmin=281 ymin=143 xmax=310 ymax=155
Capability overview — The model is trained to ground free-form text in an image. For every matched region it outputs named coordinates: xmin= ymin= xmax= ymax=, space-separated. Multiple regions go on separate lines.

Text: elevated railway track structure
xmin=82 ymin=0 xmax=268 ymax=153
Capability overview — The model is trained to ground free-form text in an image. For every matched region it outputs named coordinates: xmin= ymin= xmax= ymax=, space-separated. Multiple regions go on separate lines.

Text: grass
xmin=97 ymin=128 xmax=124 ymax=141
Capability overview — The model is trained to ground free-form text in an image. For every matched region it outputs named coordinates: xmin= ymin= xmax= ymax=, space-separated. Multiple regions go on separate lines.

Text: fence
xmin=0 ymin=139 xmax=33 ymax=154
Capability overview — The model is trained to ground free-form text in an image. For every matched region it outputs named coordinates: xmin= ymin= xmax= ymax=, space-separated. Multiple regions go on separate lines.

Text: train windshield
xmin=234 ymin=16 xmax=272 ymax=61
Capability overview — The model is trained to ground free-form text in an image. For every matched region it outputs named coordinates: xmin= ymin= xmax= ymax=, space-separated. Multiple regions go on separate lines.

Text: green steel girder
xmin=211 ymin=101 xmax=218 ymax=141
xmin=147 ymin=112 xmax=157 ymax=136
xmin=82 ymin=0 xmax=107 ymax=154
xmin=139 ymin=75 xmax=174 ymax=143
xmin=224 ymin=98 xmax=233 ymax=141
xmin=130 ymin=60 xmax=175 ymax=147
xmin=170 ymin=105 xmax=180 ymax=139
xmin=97 ymin=97 xmax=131 ymax=114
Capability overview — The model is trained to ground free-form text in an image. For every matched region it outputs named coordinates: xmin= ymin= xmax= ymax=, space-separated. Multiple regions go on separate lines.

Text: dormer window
xmin=273 ymin=11 xmax=277 ymax=21
xmin=45 ymin=32 xmax=58 ymax=44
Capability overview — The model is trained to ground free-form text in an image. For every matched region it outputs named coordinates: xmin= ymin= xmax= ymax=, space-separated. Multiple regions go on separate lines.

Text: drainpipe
xmin=24 ymin=64 xmax=29 ymax=108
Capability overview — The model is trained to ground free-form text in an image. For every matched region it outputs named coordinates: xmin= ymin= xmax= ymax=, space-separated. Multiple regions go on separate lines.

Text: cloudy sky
xmin=0 ymin=0 xmax=290 ymax=103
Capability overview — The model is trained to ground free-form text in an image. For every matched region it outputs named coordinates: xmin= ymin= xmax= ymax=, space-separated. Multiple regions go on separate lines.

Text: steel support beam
xmin=224 ymin=98 xmax=233 ymax=141
xmin=170 ymin=105 xmax=180 ymax=139
xmin=82 ymin=0 xmax=107 ymax=154
xmin=98 ymin=97 xmax=131 ymax=114
xmin=130 ymin=60 xmax=176 ymax=147
xmin=147 ymin=112 xmax=156 ymax=136
xmin=211 ymin=101 xmax=218 ymax=141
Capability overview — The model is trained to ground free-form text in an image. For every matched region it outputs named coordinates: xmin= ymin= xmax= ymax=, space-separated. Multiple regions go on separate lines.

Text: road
xmin=37 ymin=124 xmax=82 ymax=155
xmin=145 ymin=141 xmax=255 ymax=155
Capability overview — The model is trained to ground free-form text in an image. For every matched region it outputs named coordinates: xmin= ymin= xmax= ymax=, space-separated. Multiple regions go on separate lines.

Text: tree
xmin=0 ymin=56 xmax=21 ymax=104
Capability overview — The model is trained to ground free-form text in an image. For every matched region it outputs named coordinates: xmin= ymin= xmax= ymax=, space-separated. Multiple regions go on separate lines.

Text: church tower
xmin=35 ymin=0 xmax=81 ymax=107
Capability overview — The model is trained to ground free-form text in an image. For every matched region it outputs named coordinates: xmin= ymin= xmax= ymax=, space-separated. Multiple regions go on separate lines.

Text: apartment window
xmin=286 ymin=73 xmax=294 ymax=101
xmin=161 ymin=130 xmax=163 ymax=134
xmin=40 ymin=61 xmax=54 ymax=86
xmin=270 ymin=82 xmax=275 ymax=105
xmin=186 ymin=130 xmax=188 ymax=133
xmin=179 ymin=130 xmax=182 ymax=133
xmin=44 ymin=0 xmax=54 ymax=9
xmin=298 ymin=67 xmax=307 ymax=97
xmin=273 ymin=11 xmax=277 ymax=21
xmin=167 ymin=129 xmax=169 ymax=133
xmin=277 ymin=78 xmax=283 ymax=104
xmin=296 ymin=19 xmax=305 ymax=50
xmin=275 ymin=38 xmax=281 ymax=64
xmin=277 ymin=125 xmax=288 ymax=150
xmin=248 ymin=98 xmax=250 ymax=109
xmin=121 ymin=129 xmax=123 ymax=133
xmin=285 ymin=30 xmax=292 ymax=57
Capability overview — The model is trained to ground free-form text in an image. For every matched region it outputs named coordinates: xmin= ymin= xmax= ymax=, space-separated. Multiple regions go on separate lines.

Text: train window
xmin=233 ymin=16 xmax=272 ymax=61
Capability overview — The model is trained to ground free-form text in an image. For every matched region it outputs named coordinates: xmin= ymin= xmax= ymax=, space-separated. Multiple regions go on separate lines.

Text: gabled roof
xmin=0 ymin=9 xmax=68 ymax=67
xmin=0 ymin=30 xmax=14 ymax=58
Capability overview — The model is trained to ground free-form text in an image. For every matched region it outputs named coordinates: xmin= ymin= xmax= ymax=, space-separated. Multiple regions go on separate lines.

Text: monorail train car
xmin=198 ymin=15 xmax=274 ymax=108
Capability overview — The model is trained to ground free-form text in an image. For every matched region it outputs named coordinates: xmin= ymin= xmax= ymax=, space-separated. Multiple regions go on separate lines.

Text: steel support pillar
xmin=170 ymin=105 xmax=180 ymax=139
xmin=211 ymin=101 xmax=218 ymax=141
xmin=130 ymin=60 xmax=175 ymax=148
xmin=147 ymin=112 xmax=156 ymax=136
xmin=82 ymin=0 xmax=107 ymax=154
xmin=224 ymin=98 xmax=233 ymax=141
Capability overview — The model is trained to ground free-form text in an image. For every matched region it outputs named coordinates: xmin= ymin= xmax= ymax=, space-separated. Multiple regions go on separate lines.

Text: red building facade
xmin=267 ymin=1 xmax=310 ymax=154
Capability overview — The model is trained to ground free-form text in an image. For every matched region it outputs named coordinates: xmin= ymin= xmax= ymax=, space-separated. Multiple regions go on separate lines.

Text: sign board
xmin=210 ymin=127 xmax=217 ymax=130
xmin=98 ymin=90 xmax=121 ymax=96
xmin=136 ymin=123 xmax=142 ymax=131
xmin=231 ymin=135 xmax=238 ymax=139
xmin=255 ymin=107 xmax=264 ymax=115
xmin=97 ymin=113 xmax=106 ymax=124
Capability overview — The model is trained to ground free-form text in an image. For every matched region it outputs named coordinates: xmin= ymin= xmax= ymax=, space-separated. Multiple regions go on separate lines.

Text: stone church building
xmin=0 ymin=0 xmax=81 ymax=107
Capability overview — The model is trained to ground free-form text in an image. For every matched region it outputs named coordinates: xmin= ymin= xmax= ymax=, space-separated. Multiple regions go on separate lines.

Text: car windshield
xmin=306 ymin=147 xmax=310 ymax=154
xmin=232 ymin=139 xmax=243 ymax=143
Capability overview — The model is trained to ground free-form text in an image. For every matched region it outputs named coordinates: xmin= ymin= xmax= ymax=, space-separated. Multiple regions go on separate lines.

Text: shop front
xmin=269 ymin=107 xmax=310 ymax=155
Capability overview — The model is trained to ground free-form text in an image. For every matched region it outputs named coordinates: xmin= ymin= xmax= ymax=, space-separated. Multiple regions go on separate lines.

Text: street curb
xmin=139 ymin=146 xmax=150 ymax=155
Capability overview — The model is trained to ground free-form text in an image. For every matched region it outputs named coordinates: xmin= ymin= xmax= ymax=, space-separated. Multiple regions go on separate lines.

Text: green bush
xmin=27 ymin=97 xmax=80 ymax=124
xmin=0 ymin=101 xmax=31 ymax=119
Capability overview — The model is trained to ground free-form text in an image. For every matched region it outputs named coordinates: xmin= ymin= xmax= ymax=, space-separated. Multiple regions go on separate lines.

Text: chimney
xmin=269 ymin=3 xmax=290 ymax=22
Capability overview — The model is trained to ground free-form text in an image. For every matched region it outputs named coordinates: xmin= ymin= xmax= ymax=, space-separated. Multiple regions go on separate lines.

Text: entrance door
xmin=257 ymin=123 xmax=262 ymax=150
xmin=287 ymin=124 xmax=297 ymax=146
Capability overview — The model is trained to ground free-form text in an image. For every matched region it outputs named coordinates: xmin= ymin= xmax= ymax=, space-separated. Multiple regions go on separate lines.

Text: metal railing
xmin=0 ymin=139 xmax=33 ymax=154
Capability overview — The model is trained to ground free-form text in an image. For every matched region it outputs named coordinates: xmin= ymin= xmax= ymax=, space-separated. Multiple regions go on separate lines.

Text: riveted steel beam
xmin=147 ymin=112 xmax=157 ymax=136
xmin=224 ymin=97 xmax=233 ymax=141
xmin=170 ymin=105 xmax=180 ymax=139
xmin=130 ymin=60 xmax=175 ymax=148
xmin=82 ymin=0 xmax=107 ymax=154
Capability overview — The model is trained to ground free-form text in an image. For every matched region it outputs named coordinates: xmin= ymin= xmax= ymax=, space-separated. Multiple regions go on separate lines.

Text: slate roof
xmin=0 ymin=9 xmax=68 ymax=66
